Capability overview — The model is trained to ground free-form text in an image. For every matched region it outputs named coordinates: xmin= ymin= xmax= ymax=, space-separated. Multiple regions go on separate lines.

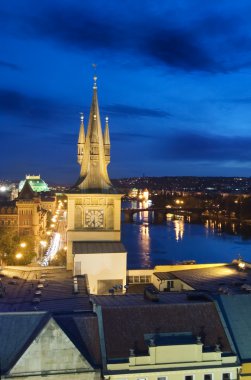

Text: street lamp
xmin=16 ymin=252 xmax=23 ymax=259
xmin=20 ymin=242 xmax=26 ymax=248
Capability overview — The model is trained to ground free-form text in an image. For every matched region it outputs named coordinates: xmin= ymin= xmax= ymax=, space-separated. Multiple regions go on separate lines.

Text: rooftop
xmin=161 ymin=264 xmax=251 ymax=294
xmin=0 ymin=267 xmax=92 ymax=313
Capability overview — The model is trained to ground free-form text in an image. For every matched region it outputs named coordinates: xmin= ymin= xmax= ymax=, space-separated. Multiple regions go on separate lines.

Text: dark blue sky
xmin=1 ymin=0 xmax=251 ymax=184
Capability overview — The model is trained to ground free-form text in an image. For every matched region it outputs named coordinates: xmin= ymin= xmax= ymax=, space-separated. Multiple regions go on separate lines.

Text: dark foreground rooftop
xmin=0 ymin=267 xmax=92 ymax=312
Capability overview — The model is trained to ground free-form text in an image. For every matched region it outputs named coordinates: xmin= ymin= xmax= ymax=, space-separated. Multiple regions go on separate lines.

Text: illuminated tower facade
xmin=66 ymin=77 xmax=127 ymax=295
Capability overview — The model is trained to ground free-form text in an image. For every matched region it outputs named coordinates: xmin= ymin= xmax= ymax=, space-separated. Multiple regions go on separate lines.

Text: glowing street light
xmin=40 ymin=240 xmax=47 ymax=248
xmin=15 ymin=252 xmax=23 ymax=259
xmin=20 ymin=242 xmax=26 ymax=248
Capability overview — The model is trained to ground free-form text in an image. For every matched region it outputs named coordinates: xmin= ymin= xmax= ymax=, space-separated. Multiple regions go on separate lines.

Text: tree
xmin=0 ymin=227 xmax=36 ymax=265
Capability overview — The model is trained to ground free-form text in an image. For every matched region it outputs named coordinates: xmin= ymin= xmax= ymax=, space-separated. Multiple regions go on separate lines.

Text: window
xmin=167 ymin=280 xmax=174 ymax=288
xmin=204 ymin=375 xmax=212 ymax=380
xmin=185 ymin=376 xmax=194 ymax=380
xmin=222 ymin=374 xmax=231 ymax=380
xmin=157 ymin=377 xmax=167 ymax=380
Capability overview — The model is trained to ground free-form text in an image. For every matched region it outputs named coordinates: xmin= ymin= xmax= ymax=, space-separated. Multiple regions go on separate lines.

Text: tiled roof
xmin=73 ymin=242 xmax=126 ymax=254
xmin=101 ymin=302 xmax=232 ymax=359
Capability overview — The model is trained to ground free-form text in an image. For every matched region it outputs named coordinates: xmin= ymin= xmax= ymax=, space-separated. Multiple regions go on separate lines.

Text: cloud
xmin=26 ymin=6 xmax=123 ymax=52
xmin=112 ymin=132 xmax=153 ymax=142
xmin=157 ymin=131 xmax=251 ymax=162
xmin=103 ymin=104 xmax=171 ymax=118
xmin=142 ymin=28 xmax=220 ymax=73
xmin=0 ymin=59 xmax=21 ymax=71
xmin=0 ymin=88 xmax=76 ymax=124
xmin=3 ymin=2 xmax=251 ymax=74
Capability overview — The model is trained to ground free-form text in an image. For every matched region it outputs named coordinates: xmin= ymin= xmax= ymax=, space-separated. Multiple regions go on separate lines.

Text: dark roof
xmin=91 ymin=292 xmax=196 ymax=307
xmin=0 ymin=267 xmax=91 ymax=313
xmin=55 ymin=313 xmax=102 ymax=367
xmin=18 ymin=180 xmax=35 ymax=200
xmin=0 ymin=311 xmax=50 ymax=374
xmin=153 ymin=272 xmax=177 ymax=281
xmin=73 ymin=242 xmax=126 ymax=254
xmin=218 ymin=294 xmax=251 ymax=361
xmin=0 ymin=311 xmax=101 ymax=374
xmin=101 ymin=302 xmax=232 ymax=359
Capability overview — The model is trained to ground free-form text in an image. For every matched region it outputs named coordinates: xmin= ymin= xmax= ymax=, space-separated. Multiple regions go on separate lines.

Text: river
xmin=121 ymin=201 xmax=251 ymax=269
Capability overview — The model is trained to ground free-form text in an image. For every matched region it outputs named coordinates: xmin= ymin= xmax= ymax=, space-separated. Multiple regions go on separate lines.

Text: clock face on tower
xmin=85 ymin=209 xmax=104 ymax=228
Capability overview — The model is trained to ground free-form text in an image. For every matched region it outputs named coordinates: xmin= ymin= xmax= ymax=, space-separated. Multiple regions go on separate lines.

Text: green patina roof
xmin=19 ymin=177 xmax=49 ymax=193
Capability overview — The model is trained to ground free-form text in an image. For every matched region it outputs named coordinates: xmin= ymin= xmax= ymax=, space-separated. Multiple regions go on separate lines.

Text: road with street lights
xmin=41 ymin=202 xmax=67 ymax=266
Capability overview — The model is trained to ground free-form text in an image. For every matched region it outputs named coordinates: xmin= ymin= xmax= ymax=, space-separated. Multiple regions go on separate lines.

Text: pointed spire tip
xmin=93 ymin=75 xmax=98 ymax=89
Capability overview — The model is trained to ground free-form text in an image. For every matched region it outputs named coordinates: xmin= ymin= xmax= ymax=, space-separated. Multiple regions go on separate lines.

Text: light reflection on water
xmin=122 ymin=200 xmax=251 ymax=269
xmin=138 ymin=223 xmax=151 ymax=266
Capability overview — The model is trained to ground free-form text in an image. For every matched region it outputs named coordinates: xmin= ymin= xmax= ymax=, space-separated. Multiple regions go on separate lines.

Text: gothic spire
xmin=76 ymin=76 xmax=114 ymax=193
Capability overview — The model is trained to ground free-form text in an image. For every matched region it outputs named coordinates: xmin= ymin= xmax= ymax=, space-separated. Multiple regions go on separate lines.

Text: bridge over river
xmin=122 ymin=207 xmax=205 ymax=223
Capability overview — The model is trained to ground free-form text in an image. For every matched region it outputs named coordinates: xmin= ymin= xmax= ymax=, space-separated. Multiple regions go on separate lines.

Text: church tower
xmin=66 ymin=76 xmax=127 ymax=295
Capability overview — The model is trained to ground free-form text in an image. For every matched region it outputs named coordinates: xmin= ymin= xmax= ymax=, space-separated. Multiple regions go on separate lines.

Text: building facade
xmin=0 ymin=176 xmax=56 ymax=255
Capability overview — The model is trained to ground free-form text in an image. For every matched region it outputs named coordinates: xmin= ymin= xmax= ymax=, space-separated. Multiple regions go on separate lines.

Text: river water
xmin=121 ymin=201 xmax=251 ymax=269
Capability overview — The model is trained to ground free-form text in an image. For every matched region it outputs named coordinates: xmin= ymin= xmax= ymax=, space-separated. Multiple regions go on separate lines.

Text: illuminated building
xmin=19 ymin=175 xmax=50 ymax=193
xmin=66 ymin=76 xmax=127 ymax=294
xmin=0 ymin=177 xmax=55 ymax=255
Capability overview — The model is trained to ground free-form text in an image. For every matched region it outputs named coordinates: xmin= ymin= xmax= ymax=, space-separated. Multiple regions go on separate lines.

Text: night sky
xmin=1 ymin=0 xmax=251 ymax=184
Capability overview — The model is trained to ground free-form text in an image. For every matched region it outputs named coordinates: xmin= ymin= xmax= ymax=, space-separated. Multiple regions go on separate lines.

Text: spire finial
xmin=92 ymin=63 xmax=97 ymax=89
xmin=105 ymin=116 xmax=109 ymax=124
xmin=80 ymin=112 xmax=84 ymax=123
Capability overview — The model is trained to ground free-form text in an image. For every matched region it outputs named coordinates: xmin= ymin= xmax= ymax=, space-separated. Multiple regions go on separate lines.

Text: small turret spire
xmin=104 ymin=116 xmax=111 ymax=165
xmin=77 ymin=113 xmax=85 ymax=165
xmin=104 ymin=116 xmax=110 ymax=145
